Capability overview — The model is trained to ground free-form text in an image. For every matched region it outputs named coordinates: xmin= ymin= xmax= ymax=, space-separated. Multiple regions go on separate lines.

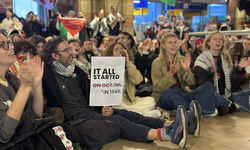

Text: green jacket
xmin=151 ymin=57 xmax=195 ymax=103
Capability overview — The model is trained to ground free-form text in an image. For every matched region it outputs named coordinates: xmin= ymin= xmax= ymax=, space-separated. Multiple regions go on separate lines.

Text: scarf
xmin=108 ymin=13 xmax=122 ymax=31
xmin=194 ymin=50 xmax=232 ymax=99
xmin=52 ymin=59 xmax=91 ymax=79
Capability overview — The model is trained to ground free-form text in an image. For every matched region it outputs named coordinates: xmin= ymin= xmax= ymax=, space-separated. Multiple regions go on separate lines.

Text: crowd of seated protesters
xmin=1 ymin=6 xmax=250 ymax=150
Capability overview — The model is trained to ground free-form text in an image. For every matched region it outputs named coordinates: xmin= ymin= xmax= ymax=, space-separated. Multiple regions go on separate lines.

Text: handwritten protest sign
xmin=89 ymin=57 xmax=125 ymax=106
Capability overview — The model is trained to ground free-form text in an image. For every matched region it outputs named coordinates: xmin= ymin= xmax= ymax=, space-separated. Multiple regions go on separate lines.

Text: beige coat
xmin=151 ymin=57 xmax=195 ymax=102
xmin=124 ymin=61 xmax=143 ymax=102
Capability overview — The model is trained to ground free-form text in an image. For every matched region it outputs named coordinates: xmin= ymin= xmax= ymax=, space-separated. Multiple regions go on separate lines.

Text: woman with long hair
xmin=2 ymin=8 xmax=22 ymax=36
xmin=0 ymin=33 xmax=80 ymax=149
xmin=194 ymin=30 xmax=250 ymax=114
xmin=229 ymin=42 xmax=250 ymax=91
xmin=152 ymin=32 xmax=230 ymax=120
xmin=118 ymin=32 xmax=141 ymax=65
xmin=103 ymin=42 xmax=160 ymax=117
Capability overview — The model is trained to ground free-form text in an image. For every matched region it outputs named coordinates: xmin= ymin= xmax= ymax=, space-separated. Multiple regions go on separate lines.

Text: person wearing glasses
xmin=0 ymin=33 xmax=81 ymax=149
xmin=41 ymin=37 xmax=199 ymax=149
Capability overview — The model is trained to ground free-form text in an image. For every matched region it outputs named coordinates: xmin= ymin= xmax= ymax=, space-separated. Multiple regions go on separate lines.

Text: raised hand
xmin=181 ymin=53 xmax=191 ymax=72
xmin=33 ymin=56 xmax=44 ymax=86
xmin=121 ymin=49 xmax=129 ymax=63
xmin=238 ymin=58 xmax=250 ymax=69
xmin=168 ymin=61 xmax=180 ymax=76
xmin=142 ymin=40 xmax=152 ymax=52
xmin=185 ymin=27 xmax=189 ymax=31
xmin=19 ymin=60 xmax=35 ymax=89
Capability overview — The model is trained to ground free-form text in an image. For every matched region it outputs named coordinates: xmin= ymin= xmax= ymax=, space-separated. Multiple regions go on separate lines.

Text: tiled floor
xmin=100 ymin=112 xmax=250 ymax=150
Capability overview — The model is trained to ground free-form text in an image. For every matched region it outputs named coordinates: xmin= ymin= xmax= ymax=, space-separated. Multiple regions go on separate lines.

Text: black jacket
xmin=42 ymin=64 xmax=90 ymax=111
xmin=190 ymin=49 xmax=200 ymax=72
xmin=49 ymin=18 xmax=60 ymax=36
xmin=23 ymin=20 xmax=45 ymax=38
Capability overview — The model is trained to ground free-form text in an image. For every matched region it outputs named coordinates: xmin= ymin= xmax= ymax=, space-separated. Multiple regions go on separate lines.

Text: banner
xmin=89 ymin=57 xmax=125 ymax=106
xmin=59 ymin=18 xmax=87 ymax=39
xmin=0 ymin=0 xmax=12 ymax=10
xmin=33 ymin=0 xmax=58 ymax=10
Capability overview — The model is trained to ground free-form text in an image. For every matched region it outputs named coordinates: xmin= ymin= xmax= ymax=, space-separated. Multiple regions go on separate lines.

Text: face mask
xmin=226 ymin=19 xmax=230 ymax=22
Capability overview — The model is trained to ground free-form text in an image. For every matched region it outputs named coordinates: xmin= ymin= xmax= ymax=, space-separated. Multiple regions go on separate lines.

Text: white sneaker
xmin=142 ymin=109 xmax=161 ymax=118
xmin=202 ymin=109 xmax=218 ymax=117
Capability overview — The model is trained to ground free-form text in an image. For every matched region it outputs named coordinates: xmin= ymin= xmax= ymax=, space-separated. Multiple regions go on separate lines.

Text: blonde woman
xmin=151 ymin=32 xmax=204 ymax=137
xmin=194 ymin=30 xmax=250 ymax=114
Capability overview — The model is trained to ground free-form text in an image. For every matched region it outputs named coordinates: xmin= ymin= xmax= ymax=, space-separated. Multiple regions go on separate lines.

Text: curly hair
xmin=14 ymin=40 xmax=37 ymax=56
xmin=29 ymin=35 xmax=46 ymax=46
xmin=40 ymin=36 xmax=65 ymax=65
xmin=103 ymin=42 xmax=133 ymax=62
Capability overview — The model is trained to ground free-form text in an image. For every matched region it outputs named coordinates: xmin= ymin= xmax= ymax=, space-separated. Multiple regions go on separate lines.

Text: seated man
xmin=40 ymin=37 xmax=202 ymax=149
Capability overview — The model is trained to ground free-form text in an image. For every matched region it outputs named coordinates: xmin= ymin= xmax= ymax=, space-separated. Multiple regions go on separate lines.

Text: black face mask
xmin=226 ymin=19 xmax=230 ymax=22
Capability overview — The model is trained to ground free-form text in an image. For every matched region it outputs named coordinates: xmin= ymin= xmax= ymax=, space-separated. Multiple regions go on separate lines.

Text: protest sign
xmin=89 ymin=57 xmax=125 ymax=106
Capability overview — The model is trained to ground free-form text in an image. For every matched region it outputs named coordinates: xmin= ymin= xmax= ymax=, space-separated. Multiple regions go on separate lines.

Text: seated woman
xmin=151 ymin=32 xmax=231 ymax=118
xmin=229 ymin=42 xmax=250 ymax=91
xmin=28 ymin=35 xmax=46 ymax=56
xmin=0 ymin=33 xmax=79 ymax=149
xmin=103 ymin=42 xmax=160 ymax=118
xmin=118 ymin=32 xmax=141 ymax=66
xmin=195 ymin=31 xmax=250 ymax=114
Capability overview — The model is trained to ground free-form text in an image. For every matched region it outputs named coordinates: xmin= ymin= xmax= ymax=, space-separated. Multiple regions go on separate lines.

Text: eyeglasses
xmin=0 ymin=40 xmax=14 ymax=50
xmin=59 ymin=47 xmax=72 ymax=53
xmin=235 ymin=55 xmax=241 ymax=58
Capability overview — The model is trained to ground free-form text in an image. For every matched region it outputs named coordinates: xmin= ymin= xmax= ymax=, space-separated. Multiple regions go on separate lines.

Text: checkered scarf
xmin=52 ymin=59 xmax=90 ymax=79
xmin=194 ymin=50 xmax=232 ymax=99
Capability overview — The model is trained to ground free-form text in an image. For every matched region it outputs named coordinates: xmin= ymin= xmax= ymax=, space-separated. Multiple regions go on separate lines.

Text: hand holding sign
xmin=90 ymin=57 xmax=125 ymax=106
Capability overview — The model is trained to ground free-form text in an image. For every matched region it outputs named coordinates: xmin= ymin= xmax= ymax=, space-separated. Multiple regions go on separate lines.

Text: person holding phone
xmin=22 ymin=11 xmax=45 ymax=38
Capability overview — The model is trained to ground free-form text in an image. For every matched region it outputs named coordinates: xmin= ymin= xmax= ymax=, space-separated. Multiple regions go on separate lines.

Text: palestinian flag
xmin=59 ymin=18 xmax=87 ymax=40
xmin=33 ymin=0 xmax=58 ymax=10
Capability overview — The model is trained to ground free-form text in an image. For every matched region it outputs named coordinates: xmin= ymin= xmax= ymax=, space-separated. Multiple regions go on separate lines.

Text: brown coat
xmin=124 ymin=61 xmax=143 ymax=102
xmin=151 ymin=57 xmax=195 ymax=102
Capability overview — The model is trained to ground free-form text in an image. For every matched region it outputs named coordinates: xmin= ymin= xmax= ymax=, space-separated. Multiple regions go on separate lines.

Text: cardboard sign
xmin=89 ymin=57 xmax=125 ymax=106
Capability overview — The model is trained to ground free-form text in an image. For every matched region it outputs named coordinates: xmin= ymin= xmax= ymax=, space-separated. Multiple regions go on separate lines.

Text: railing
xmin=189 ymin=30 xmax=250 ymax=36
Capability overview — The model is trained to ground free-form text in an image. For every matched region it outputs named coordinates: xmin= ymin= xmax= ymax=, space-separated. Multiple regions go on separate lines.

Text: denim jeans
xmin=71 ymin=107 xmax=165 ymax=143
xmin=232 ymin=90 xmax=250 ymax=112
xmin=158 ymin=82 xmax=231 ymax=115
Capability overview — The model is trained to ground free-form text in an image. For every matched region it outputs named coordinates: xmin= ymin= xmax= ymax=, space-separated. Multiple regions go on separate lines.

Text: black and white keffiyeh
xmin=52 ymin=59 xmax=91 ymax=79
xmin=194 ymin=50 xmax=232 ymax=99
xmin=108 ymin=13 xmax=123 ymax=31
